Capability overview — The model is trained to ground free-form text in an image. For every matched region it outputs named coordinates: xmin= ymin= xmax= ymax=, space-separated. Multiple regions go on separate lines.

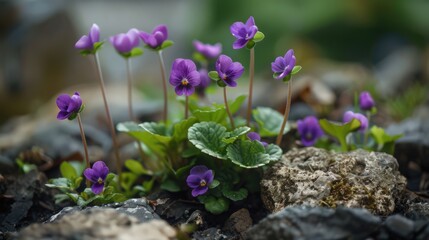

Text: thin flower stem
xmin=77 ymin=113 xmax=90 ymax=187
xmin=93 ymin=53 xmax=122 ymax=177
xmin=126 ymin=58 xmax=135 ymax=121
xmin=224 ymin=87 xmax=235 ymax=129
xmin=364 ymin=112 xmax=371 ymax=145
xmin=246 ymin=47 xmax=255 ymax=126
xmin=158 ymin=51 xmax=168 ymax=123
xmin=185 ymin=96 xmax=189 ymax=119
xmin=276 ymin=79 xmax=293 ymax=146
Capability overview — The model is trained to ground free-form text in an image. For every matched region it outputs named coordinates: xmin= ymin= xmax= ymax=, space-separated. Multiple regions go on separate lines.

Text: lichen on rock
xmin=260 ymin=147 xmax=407 ymax=215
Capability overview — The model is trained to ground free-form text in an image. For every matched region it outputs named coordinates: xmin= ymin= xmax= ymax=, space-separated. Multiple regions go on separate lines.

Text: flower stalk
xmin=126 ymin=58 xmax=135 ymax=121
xmin=76 ymin=113 xmax=91 ymax=187
xmin=276 ymin=79 xmax=292 ymax=146
xmin=223 ymin=87 xmax=235 ymax=129
xmin=158 ymin=51 xmax=169 ymax=123
xmin=247 ymin=47 xmax=255 ymax=126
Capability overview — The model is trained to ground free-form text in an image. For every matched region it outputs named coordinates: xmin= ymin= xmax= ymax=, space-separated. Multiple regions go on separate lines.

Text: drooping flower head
xmin=75 ymin=24 xmax=101 ymax=52
xmin=169 ymin=59 xmax=201 ymax=96
xmin=139 ymin=25 xmax=168 ymax=49
xmin=247 ymin=132 xmax=268 ymax=147
xmin=198 ymin=69 xmax=211 ymax=89
xmin=359 ymin=91 xmax=375 ymax=111
xmin=215 ymin=55 xmax=244 ymax=87
xmin=56 ymin=92 xmax=83 ymax=120
xmin=109 ymin=28 xmax=140 ymax=54
xmin=230 ymin=16 xmax=258 ymax=49
xmin=186 ymin=165 xmax=214 ymax=197
xmin=343 ymin=111 xmax=368 ymax=132
xmin=297 ymin=116 xmax=324 ymax=147
xmin=83 ymin=161 xmax=109 ymax=195
xmin=193 ymin=40 xmax=222 ymax=59
xmin=272 ymin=49 xmax=296 ymax=80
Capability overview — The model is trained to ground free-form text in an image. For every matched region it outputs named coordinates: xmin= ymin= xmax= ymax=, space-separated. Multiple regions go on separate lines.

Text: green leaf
xmin=124 ymin=159 xmax=152 ymax=175
xmin=252 ymin=107 xmax=289 ymax=137
xmin=265 ymin=144 xmax=283 ymax=161
xmin=283 ymin=74 xmax=292 ymax=82
xmin=229 ymin=95 xmax=247 ymax=115
xmin=222 ymin=187 xmax=248 ymax=201
xmin=130 ymin=47 xmax=144 ymax=57
xmin=319 ymin=118 xmax=361 ymax=151
xmin=159 ymin=40 xmax=174 ymax=50
xmin=160 ymin=179 xmax=181 ymax=192
xmin=209 ymin=179 xmax=220 ymax=189
xmin=191 ymin=95 xmax=246 ymax=124
xmin=208 ymin=71 xmax=220 ymax=81
xmin=193 ymin=52 xmax=207 ymax=64
xmin=74 ymin=177 xmax=83 ymax=190
xmin=227 ymin=140 xmax=269 ymax=168
xmin=188 ymin=122 xmax=229 ymax=159
xmin=172 ymin=117 xmax=198 ymax=142
xmin=246 ymin=40 xmax=256 ymax=49
xmin=60 ymin=161 xmax=78 ymax=180
xmin=291 ymin=65 xmax=302 ymax=75
xmin=199 ymin=196 xmax=230 ymax=215
xmin=93 ymin=41 xmax=104 ymax=52
xmin=223 ymin=126 xmax=251 ymax=144
xmin=46 ymin=178 xmax=72 ymax=190
xmin=370 ymin=126 xmax=402 ymax=154
xmin=253 ymin=31 xmax=265 ymax=42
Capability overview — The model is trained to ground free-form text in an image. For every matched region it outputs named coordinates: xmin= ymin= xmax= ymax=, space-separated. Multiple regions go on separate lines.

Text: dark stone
xmin=223 ymin=208 xmax=252 ymax=236
xmin=186 ymin=210 xmax=208 ymax=230
xmin=193 ymin=227 xmax=229 ymax=240
xmin=245 ymin=206 xmax=381 ymax=240
xmin=385 ymin=214 xmax=415 ymax=239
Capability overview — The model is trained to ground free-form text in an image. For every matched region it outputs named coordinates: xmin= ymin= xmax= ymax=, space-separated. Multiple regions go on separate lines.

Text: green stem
xmin=77 ymin=113 xmax=91 ymax=188
xmin=364 ymin=112 xmax=371 ymax=146
xmin=246 ymin=47 xmax=255 ymax=126
xmin=93 ymin=53 xmax=122 ymax=178
xmin=185 ymin=95 xmax=189 ymax=119
xmin=276 ymin=79 xmax=293 ymax=146
xmin=224 ymin=87 xmax=235 ymax=129
xmin=126 ymin=58 xmax=135 ymax=121
xmin=158 ymin=51 xmax=168 ymax=123
xmin=339 ymin=137 xmax=349 ymax=152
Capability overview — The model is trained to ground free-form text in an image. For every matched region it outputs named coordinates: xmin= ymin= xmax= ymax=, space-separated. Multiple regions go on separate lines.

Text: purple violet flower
xmin=359 ymin=91 xmax=375 ymax=111
xmin=169 ymin=59 xmax=201 ymax=96
xmin=230 ymin=16 xmax=258 ymax=49
xmin=198 ymin=69 xmax=211 ymax=89
xmin=193 ymin=40 xmax=222 ymax=59
xmin=297 ymin=116 xmax=324 ymax=147
xmin=109 ymin=28 xmax=140 ymax=54
xmin=271 ymin=49 xmax=296 ymax=80
xmin=139 ymin=25 xmax=168 ymax=49
xmin=186 ymin=165 xmax=214 ymax=197
xmin=75 ymin=24 xmax=100 ymax=51
xmin=343 ymin=111 xmax=368 ymax=132
xmin=215 ymin=55 xmax=244 ymax=87
xmin=56 ymin=92 xmax=83 ymax=120
xmin=247 ymin=132 xmax=268 ymax=147
xmin=83 ymin=161 xmax=109 ymax=195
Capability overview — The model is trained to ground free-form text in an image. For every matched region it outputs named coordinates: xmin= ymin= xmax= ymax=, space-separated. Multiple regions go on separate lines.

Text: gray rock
xmin=223 ymin=208 xmax=253 ymax=236
xmin=384 ymin=214 xmax=415 ymax=239
xmin=245 ymin=206 xmax=381 ymax=240
xmin=16 ymin=208 xmax=176 ymax=240
xmin=261 ymin=147 xmax=407 ymax=215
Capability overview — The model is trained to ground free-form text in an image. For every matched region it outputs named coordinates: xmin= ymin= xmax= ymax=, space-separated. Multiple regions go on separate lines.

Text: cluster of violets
xmin=296 ymin=91 xmax=375 ymax=146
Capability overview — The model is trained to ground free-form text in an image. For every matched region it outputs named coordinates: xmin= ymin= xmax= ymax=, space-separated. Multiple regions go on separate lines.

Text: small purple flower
xmin=139 ymin=25 xmax=168 ymax=49
xmin=272 ymin=49 xmax=296 ymax=80
xmin=56 ymin=92 xmax=83 ymax=120
xmin=198 ymin=69 xmax=211 ymax=89
xmin=359 ymin=91 xmax=375 ymax=111
xmin=186 ymin=165 xmax=214 ymax=197
xmin=193 ymin=40 xmax=222 ymax=59
xmin=83 ymin=161 xmax=109 ymax=195
xmin=297 ymin=116 xmax=324 ymax=147
xmin=215 ymin=55 xmax=244 ymax=87
xmin=109 ymin=28 xmax=140 ymax=54
xmin=75 ymin=24 xmax=100 ymax=51
xmin=343 ymin=111 xmax=368 ymax=132
xmin=169 ymin=59 xmax=201 ymax=96
xmin=247 ymin=132 xmax=268 ymax=147
xmin=230 ymin=16 xmax=258 ymax=49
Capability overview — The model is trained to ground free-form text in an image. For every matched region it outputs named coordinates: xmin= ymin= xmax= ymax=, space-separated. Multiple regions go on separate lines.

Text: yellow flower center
xmin=200 ymin=179 xmax=207 ymax=187
xmin=181 ymin=79 xmax=189 ymax=86
xmin=97 ymin=177 xmax=103 ymax=184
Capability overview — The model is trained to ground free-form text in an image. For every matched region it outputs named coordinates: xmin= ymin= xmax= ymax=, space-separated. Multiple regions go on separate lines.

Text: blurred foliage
xmin=387 ymin=82 xmax=429 ymax=121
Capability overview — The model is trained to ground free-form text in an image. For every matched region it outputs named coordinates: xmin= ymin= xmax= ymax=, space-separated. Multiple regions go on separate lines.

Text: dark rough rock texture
xmin=261 ymin=147 xmax=407 ymax=215
xmin=223 ymin=208 xmax=253 ymax=238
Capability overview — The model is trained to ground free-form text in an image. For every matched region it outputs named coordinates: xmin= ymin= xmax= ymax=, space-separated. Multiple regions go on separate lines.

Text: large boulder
xmin=261 ymin=147 xmax=406 ymax=215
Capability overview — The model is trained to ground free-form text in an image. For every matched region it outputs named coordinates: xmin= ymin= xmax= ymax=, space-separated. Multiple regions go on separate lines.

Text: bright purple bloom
xmin=75 ymin=24 xmax=100 ymax=51
xmin=359 ymin=91 xmax=375 ymax=111
xmin=230 ymin=16 xmax=258 ymax=49
xmin=247 ymin=132 xmax=268 ymax=147
xmin=297 ymin=116 xmax=324 ymax=147
xmin=109 ymin=28 xmax=140 ymax=54
xmin=139 ymin=25 xmax=168 ymax=49
xmin=215 ymin=55 xmax=244 ymax=87
xmin=83 ymin=161 xmax=109 ymax=195
xmin=343 ymin=111 xmax=368 ymax=132
xmin=198 ymin=69 xmax=211 ymax=89
xmin=186 ymin=165 xmax=214 ymax=197
xmin=272 ymin=49 xmax=296 ymax=80
xmin=56 ymin=92 xmax=83 ymax=120
xmin=169 ymin=59 xmax=201 ymax=96
xmin=193 ymin=40 xmax=222 ymax=59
